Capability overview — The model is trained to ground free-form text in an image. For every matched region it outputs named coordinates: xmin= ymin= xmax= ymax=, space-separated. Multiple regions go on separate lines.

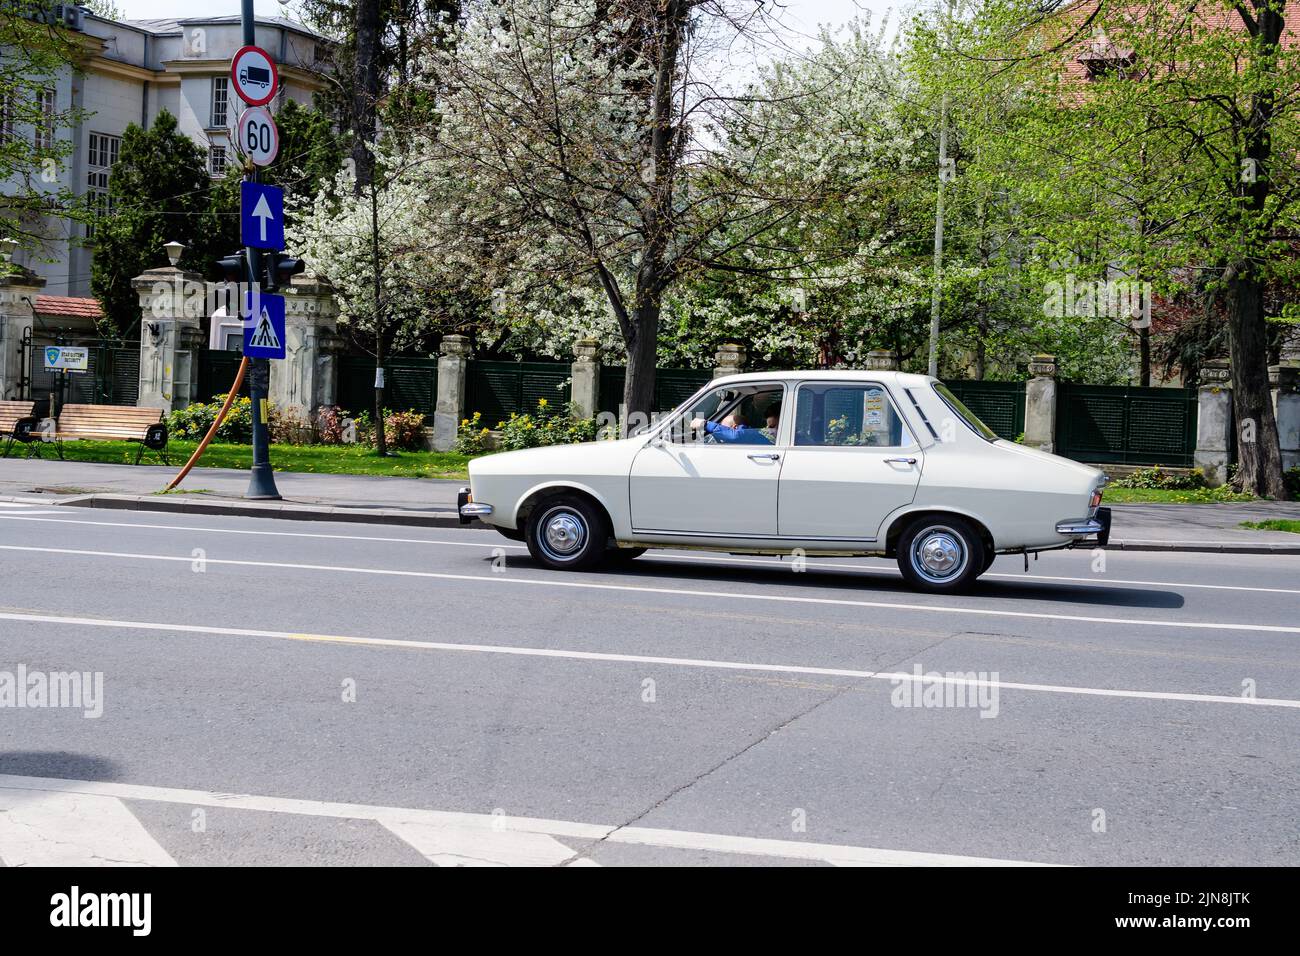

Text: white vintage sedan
xmin=459 ymin=371 xmax=1110 ymax=592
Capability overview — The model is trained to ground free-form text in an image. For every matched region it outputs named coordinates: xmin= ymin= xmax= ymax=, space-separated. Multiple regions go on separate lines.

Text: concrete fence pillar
xmin=272 ymin=274 xmax=342 ymax=434
xmin=863 ymin=349 xmax=898 ymax=371
xmin=571 ymin=338 xmax=601 ymax=419
xmin=433 ymin=333 xmax=472 ymax=452
xmin=713 ymin=343 xmax=746 ymax=379
xmin=1023 ymin=354 xmax=1058 ymax=453
xmin=1269 ymin=364 xmax=1299 ymax=473
xmin=1194 ymin=359 xmax=1233 ymax=486
xmin=133 ymin=266 xmax=203 ymax=413
xmin=0 ymin=268 xmax=44 ymax=402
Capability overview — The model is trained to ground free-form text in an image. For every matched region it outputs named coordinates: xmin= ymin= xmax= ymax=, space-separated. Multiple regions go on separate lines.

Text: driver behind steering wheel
xmin=690 ymin=403 xmax=780 ymax=445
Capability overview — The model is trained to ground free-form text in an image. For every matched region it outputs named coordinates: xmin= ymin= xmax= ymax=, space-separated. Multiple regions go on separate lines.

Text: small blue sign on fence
xmin=242 ymin=291 xmax=286 ymax=360
xmin=240 ymin=181 xmax=284 ymax=250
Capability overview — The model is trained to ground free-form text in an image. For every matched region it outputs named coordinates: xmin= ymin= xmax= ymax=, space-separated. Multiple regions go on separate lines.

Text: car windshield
xmin=933 ymin=383 xmax=999 ymax=442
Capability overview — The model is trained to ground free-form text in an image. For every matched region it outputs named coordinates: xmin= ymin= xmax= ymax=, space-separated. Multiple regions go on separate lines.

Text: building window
xmin=210 ymin=76 xmax=228 ymax=128
xmin=210 ymin=145 xmax=227 ymax=176
xmin=34 ymin=86 xmax=56 ymax=150
xmin=85 ymin=132 xmax=120 ymax=241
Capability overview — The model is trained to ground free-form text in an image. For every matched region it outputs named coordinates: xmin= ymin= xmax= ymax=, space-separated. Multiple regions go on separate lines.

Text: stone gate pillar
xmin=713 ymin=343 xmax=746 ymax=379
xmin=433 ymin=333 xmax=472 ymax=452
xmin=273 ymin=273 xmax=342 ymax=436
xmin=0 ymin=267 xmax=44 ymax=402
xmin=863 ymin=350 xmax=899 ymax=371
xmin=133 ymin=266 xmax=203 ymax=413
xmin=1269 ymin=364 xmax=1299 ymax=473
xmin=570 ymin=338 xmax=601 ymax=419
xmin=1023 ymin=354 xmax=1058 ymax=453
xmin=1194 ymin=359 xmax=1233 ymax=486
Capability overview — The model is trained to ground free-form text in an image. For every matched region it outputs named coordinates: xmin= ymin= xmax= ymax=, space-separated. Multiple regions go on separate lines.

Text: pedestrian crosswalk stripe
xmin=0 ymin=786 xmax=176 ymax=867
xmin=0 ymin=774 xmax=1053 ymax=867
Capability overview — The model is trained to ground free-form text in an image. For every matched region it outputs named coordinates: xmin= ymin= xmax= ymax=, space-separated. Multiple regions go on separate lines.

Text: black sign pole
xmin=241 ymin=0 xmax=280 ymax=500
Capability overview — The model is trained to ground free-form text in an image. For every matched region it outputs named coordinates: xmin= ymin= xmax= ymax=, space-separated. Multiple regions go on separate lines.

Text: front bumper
xmin=1056 ymin=506 xmax=1111 ymax=546
xmin=457 ymin=487 xmax=493 ymax=524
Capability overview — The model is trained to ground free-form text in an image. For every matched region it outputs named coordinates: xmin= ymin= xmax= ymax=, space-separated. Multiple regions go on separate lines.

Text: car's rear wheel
xmin=897 ymin=516 xmax=985 ymax=593
xmin=525 ymin=495 xmax=609 ymax=571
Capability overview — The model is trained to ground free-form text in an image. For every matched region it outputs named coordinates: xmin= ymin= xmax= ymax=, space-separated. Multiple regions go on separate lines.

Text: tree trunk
xmin=351 ymin=0 xmax=382 ymax=191
xmin=1138 ymin=325 xmax=1150 ymax=387
xmin=622 ymin=298 xmax=660 ymax=433
xmin=1227 ymin=270 xmax=1285 ymax=497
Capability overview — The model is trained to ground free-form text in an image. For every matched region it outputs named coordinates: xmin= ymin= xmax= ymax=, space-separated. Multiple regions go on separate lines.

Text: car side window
xmin=793 ymin=383 xmax=914 ymax=448
xmin=666 ymin=385 xmax=785 ymax=445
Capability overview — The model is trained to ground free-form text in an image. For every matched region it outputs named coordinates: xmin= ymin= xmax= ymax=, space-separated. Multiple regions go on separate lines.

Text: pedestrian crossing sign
xmin=242 ymin=291 xmax=286 ymax=359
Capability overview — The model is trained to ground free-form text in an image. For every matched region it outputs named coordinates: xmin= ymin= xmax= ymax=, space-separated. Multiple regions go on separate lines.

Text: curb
xmin=56 ymin=493 xmax=470 ymax=529
xmin=40 ymin=493 xmax=1300 ymax=552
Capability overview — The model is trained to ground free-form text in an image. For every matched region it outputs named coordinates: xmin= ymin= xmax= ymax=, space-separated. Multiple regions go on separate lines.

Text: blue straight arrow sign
xmin=240 ymin=181 xmax=284 ymax=250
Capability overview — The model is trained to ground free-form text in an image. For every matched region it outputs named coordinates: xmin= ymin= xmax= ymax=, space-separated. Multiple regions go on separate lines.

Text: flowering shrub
xmin=456 ymin=399 xmax=597 ymax=454
xmin=356 ymin=409 xmax=427 ymax=451
xmin=312 ymin=405 xmax=350 ymax=445
xmin=166 ymin=394 xmax=255 ymax=443
xmin=1110 ymin=467 xmax=1207 ymax=490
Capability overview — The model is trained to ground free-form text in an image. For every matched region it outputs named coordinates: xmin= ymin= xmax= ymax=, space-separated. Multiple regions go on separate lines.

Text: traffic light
xmin=215 ymin=252 xmax=248 ymax=285
xmin=265 ymin=253 xmax=306 ymax=291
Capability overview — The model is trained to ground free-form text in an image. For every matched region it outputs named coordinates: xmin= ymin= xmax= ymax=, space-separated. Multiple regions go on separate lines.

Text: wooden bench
xmin=0 ymin=400 xmax=37 ymax=457
xmin=52 ymin=405 xmax=170 ymax=465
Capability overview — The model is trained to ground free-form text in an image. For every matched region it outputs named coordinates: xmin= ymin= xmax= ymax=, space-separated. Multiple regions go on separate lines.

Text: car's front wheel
xmin=896 ymin=516 xmax=985 ymax=593
xmin=525 ymin=495 xmax=609 ymax=571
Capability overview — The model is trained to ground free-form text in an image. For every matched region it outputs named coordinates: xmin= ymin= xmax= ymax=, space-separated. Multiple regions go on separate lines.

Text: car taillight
xmin=1089 ymin=488 xmax=1103 ymax=510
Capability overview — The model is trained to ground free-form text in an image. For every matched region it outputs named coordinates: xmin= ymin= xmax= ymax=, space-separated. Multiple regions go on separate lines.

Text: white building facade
xmin=6 ymin=6 xmax=330 ymax=297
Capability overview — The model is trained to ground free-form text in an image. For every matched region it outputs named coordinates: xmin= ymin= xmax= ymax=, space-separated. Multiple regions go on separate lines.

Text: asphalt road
xmin=0 ymin=498 xmax=1297 ymax=866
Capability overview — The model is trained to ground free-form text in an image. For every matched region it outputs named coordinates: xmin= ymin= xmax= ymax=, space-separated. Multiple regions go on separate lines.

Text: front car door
xmin=777 ymin=381 xmax=922 ymax=541
xmin=630 ymin=382 xmax=787 ymax=536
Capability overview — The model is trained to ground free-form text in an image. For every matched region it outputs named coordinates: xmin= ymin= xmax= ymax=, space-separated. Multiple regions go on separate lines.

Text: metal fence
xmin=21 ymin=330 xmax=140 ymax=413
xmin=1056 ymin=383 xmax=1197 ymax=466
xmin=941 ymin=379 xmax=1026 ymax=441
xmin=467 ymin=360 xmax=570 ymax=426
xmin=337 ymin=356 xmax=440 ymax=420
xmin=196 ymin=350 xmax=247 ymax=403
xmin=598 ymin=366 xmax=714 ymax=417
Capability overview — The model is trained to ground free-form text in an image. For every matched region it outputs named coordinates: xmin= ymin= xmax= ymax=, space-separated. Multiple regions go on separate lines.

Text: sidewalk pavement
xmin=1 ymin=457 xmax=1298 ymax=552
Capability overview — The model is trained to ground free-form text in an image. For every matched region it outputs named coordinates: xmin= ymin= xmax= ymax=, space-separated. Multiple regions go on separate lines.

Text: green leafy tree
xmin=90 ymin=111 xmax=216 ymax=333
xmin=0 ymin=4 xmax=91 ymax=254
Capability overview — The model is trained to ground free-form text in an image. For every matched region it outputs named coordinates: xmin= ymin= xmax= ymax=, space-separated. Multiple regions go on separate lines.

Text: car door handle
xmin=747 ymin=453 xmax=780 ymax=461
xmin=884 ymin=457 xmax=917 ymax=465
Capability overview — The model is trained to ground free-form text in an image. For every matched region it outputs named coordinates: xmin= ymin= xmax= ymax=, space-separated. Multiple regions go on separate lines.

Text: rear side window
xmin=933 ymin=383 xmax=998 ymax=442
xmin=793 ymin=383 xmax=913 ymax=448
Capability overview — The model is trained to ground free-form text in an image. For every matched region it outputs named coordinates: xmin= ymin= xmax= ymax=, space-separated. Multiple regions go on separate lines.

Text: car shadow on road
xmin=0 ymin=751 xmax=123 ymax=781
xmin=487 ymin=555 xmax=1187 ymax=611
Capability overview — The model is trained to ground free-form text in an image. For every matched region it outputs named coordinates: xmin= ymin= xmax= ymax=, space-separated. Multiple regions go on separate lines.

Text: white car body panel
xmin=465 ymin=371 xmax=1107 ymax=556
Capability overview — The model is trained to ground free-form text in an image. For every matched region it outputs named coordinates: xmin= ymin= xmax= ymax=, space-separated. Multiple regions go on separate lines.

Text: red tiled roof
xmin=34 ymin=295 xmax=103 ymax=319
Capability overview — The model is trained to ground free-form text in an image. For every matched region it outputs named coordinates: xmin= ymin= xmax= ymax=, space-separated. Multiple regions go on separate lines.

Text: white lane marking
xmin=379 ymin=818 xmax=596 ymax=867
xmin=3 ymin=542 xmax=1298 ymax=637
xmin=2 ymin=512 xmax=1296 ymax=596
xmin=2 ymin=608 xmax=1297 ymax=709
xmin=0 ymin=774 xmax=1052 ymax=867
xmin=0 ymin=788 xmax=177 ymax=867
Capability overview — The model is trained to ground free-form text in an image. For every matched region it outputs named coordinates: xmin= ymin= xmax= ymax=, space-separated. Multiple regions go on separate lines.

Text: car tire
xmin=980 ymin=549 xmax=996 ymax=574
xmin=496 ymin=526 xmax=525 ymax=543
xmin=896 ymin=516 xmax=985 ymax=593
xmin=525 ymin=495 xmax=609 ymax=571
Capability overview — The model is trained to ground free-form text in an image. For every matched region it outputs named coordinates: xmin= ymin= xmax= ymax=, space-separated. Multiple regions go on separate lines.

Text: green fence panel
xmin=336 ymin=356 xmax=438 ymax=420
xmin=1056 ymin=383 xmax=1196 ymax=466
xmin=197 ymin=350 xmax=246 ymax=403
xmin=598 ymin=366 xmax=712 ymax=416
xmin=941 ymin=379 xmax=1026 ymax=441
xmin=467 ymin=360 xmax=570 ymax=426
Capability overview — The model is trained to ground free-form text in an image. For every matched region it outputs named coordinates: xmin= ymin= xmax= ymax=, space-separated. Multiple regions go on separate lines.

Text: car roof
xmin=710 ymin=370 xmax=936 ymax=389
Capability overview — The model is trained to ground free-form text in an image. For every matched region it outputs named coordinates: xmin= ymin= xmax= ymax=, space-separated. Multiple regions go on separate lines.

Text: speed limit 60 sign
xmin=231 ymin=45 xmax=278 ymax=106
xmin=238 ymin=107 xmax=280 ymax=167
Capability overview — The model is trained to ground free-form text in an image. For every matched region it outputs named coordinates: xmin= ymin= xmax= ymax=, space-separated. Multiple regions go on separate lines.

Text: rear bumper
xmin=457 ymin=487 xmax=493 ymax=524
xmin=1056 ymin=506 xmax=1111 ymax=546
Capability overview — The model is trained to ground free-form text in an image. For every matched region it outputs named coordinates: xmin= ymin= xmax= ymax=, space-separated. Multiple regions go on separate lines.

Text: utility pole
xmin=241 ymin=0 xmax=280 ymax=499
xmin=928 ymin=0 xmax=955 ymax=379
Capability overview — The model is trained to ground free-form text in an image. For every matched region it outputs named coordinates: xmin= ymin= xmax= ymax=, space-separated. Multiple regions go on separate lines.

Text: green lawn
xmin=1241 ymin=519 xmax=1300 ymax=534
xmin=48 ymin=439 xmax=473 ymax=480
xmin=1102 ymin=486 xmax=1256 ymax=504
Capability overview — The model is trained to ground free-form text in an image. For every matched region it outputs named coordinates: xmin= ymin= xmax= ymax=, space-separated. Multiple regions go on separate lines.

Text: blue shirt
xmin=704 ymin=421 xmax=773 ymax=445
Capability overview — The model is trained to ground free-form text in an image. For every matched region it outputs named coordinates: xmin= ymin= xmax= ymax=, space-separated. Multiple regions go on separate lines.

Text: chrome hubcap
xmin=912 ymin=527 xmax=966 ymax=582
xmin=542 ymin=510 xmax=586 ymax=558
